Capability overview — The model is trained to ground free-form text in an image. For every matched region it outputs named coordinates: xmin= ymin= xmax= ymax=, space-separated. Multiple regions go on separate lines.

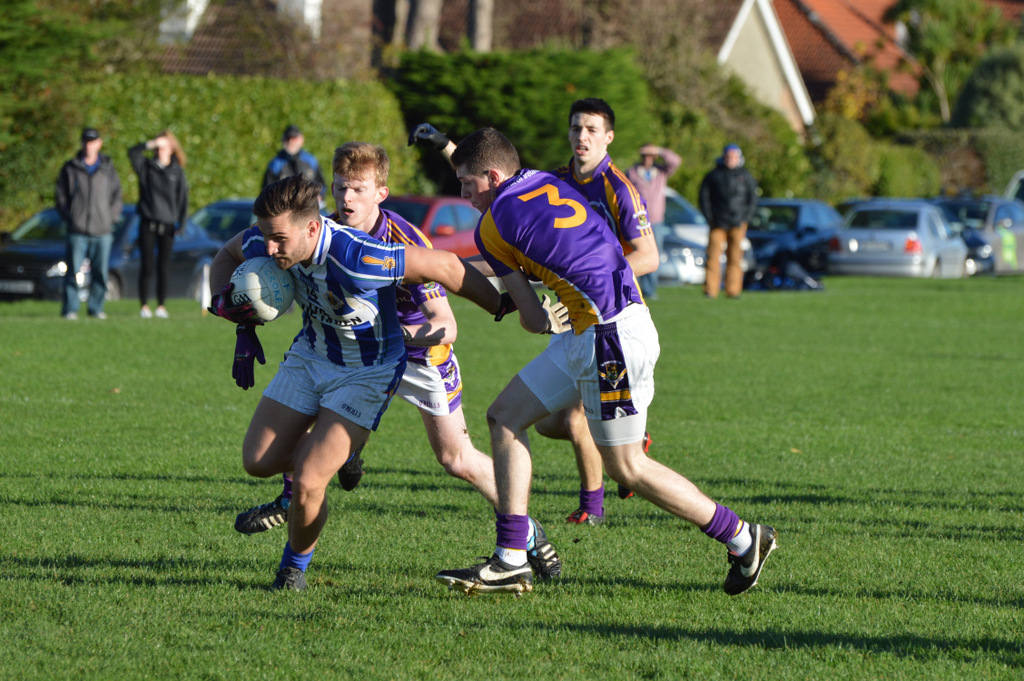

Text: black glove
xmin=232 ymin=324 xmax=265 ymax=390
xmin=408 ymin=123 xmax=451 ymax=151
xmin=494 ymin=292 xmax=518 ymax=322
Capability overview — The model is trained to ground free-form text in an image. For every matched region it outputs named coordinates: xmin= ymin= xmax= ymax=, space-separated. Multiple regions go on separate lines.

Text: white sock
xmin=726 ymin=521 xmax=753 ymax=556
xmin=495 ymin=547 xmax=527 ymax=566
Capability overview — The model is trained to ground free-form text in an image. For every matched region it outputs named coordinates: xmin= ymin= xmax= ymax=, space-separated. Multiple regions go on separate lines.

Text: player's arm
xmin=208 ymin=232 xmax=259 ymax=324
xmin=625 ymin=231 xmax=660 ymax=277
xmin=500 ymin=271 xmax=569 ymax=335
xmin=403 ymin=295 xmax=458 ymax=347
xmin=402 ymin=244 xmax=501 ymax=316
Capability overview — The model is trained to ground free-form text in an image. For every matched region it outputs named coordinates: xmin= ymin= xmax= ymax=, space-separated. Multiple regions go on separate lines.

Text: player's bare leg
xmin=421 ymin=405 xmax=499 ymax=507
xmin=436 ymin=377 xmax=555 ymax=594
xmin=536 ymin=401 xmax=606 ymax=525
xmin=597 ymin=437 xmax=778 ymax=596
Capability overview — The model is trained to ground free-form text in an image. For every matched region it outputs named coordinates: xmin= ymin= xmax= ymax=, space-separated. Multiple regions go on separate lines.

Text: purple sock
xmin=282 ymin=474 xmax=292 ymax=500
xmin=580 ymin=485 xmax=604 ymax=517
xmin=702 ymin=504 xmax=741 ymax=544
xmin=279 ymin=541 xmax=314 ymax=571
xmin=495 ymin=512 xmax=529 ymax=551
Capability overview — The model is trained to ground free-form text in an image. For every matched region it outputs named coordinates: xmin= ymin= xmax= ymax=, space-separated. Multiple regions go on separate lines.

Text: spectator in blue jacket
xmin=698 ymin=144 xmax=758 ymax=299
xmin=262 ymin=124 xmax=325 ymax=205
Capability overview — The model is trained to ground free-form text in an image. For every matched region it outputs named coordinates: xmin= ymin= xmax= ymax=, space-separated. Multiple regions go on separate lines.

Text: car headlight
xmin=45 ymin=261 xmax=68 ymax=278
xmin=977 ymin=244 xmax=992 ymax=258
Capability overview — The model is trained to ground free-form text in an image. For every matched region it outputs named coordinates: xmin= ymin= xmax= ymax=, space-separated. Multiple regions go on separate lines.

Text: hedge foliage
xmin=386 ymin=48 xmax=653 ymax=193
xmin=1 ymin=72 xmax=419 ymax=228
xmin=951 ymin=44 xmax=1024 ymax=129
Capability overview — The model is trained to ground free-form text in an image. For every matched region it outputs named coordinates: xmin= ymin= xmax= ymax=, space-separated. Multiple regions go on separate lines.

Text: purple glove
xmin=494 ymin=292 xmax=518 ymax=322
xmin=232 ymin=324 xmax=265 ymax=390
xmin=209 ymin=282 xmax=260 ymax=324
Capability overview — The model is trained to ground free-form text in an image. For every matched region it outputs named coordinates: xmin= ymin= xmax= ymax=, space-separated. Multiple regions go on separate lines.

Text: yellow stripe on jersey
xmin=386 ymin=217 xmax=434 ymax=249
xmin=424 ymin=343 xmax=452 ymax=367
xmin=600 ymin=390 xmax=632 ymax=402
xmin=478 ymin=212 xmax=602 ymax=333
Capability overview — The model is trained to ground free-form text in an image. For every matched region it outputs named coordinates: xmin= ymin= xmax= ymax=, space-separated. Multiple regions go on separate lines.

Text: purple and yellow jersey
xmin=366 ymin=208 xmax=453 ymax=367
xmin=239 ymin=216 xmax=407 ymax=367
xmin=474 ymin=169 xmax=643 ymax=334
xmin=553 ymin=154 xmax=651 ymax=256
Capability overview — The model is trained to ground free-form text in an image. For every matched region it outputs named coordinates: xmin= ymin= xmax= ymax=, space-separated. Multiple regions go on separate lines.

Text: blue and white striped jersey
xmin=240 ymin=215 xmax=408 ymax=367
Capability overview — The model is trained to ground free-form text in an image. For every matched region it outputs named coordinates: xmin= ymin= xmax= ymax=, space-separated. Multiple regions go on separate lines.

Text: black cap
xmin=81 ymin=127 xmax=101 ymax=142
xmin=282 ymin=124 xmax=302 ymax=140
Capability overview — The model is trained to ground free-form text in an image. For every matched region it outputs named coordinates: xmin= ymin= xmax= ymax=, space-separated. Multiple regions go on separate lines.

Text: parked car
xmin=659 ymin=187 xmax=753 ymax=284
xmin=0 ymin=205 xmax=222 ymax=302
xmin=828 ymin=199 xmax=967 ymax=278
xmin=746 ymin=199 xmax=842 ymax=274
xmin=381 ymin=195 xmax=481 ymax=258
xmin=1004 ymin=170 xmax=1024 ymax=204
xmin=189 ymin=198 xmax=256 ymax=243
xmin=930 ymin=196 xmax=1024 ymax=274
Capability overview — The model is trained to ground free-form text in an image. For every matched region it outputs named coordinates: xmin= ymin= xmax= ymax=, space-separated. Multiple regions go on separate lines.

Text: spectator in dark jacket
xmin=262 ymin=124 xmax=325 ymax=204
xmin=698 ymin=144 xmax=758 ymax=298
xmin=129 ymin=130 xmax=189 ymax=318
xmin=55 ymin=127 xmax=124 ymax=320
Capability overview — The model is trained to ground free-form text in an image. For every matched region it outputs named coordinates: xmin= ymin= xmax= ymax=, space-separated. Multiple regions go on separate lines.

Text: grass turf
xmin=1 ymin=276 xmax=1022 ymax=680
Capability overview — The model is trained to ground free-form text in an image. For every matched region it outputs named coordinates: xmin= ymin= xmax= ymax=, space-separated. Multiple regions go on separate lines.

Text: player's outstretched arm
xmin=500 ymin=272 xmax=569 ymax=335
xmin=408 ymin=123 xmax=457 ymax=166
xmin=403 ymin=245 xmax=501 ymax=315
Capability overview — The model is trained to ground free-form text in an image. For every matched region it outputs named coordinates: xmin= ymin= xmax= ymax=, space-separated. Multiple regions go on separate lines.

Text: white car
xmin=659 ymin=188 xmax=753 ymax=284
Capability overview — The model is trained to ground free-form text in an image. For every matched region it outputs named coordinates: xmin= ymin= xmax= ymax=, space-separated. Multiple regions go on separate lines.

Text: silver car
xmin=828 ymin=199 xmax=967 ymax=278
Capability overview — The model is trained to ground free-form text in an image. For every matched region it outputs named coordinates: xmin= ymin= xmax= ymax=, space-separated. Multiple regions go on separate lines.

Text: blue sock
xmin=280 ymin=542 xmax=314 ymax=572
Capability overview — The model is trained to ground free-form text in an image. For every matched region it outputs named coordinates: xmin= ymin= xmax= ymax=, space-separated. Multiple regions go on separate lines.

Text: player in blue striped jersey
xmin=208 ymin=173 xmax=503 ymax=591
xmin=230 ymin=143 xmax=561 ymax=583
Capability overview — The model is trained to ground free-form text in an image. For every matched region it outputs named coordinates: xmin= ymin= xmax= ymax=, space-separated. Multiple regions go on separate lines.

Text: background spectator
xmin=55 ymin=127 xmax=123 ymax=320
xmin=627 ymin=144 xmax=681 ymax=299
xmin=698 ymin=144 xmax=758 ymax=299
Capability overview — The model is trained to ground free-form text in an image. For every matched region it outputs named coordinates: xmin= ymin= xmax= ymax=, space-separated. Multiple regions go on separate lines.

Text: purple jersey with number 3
xmin=474 ymin=169 xmax=643 ymax=333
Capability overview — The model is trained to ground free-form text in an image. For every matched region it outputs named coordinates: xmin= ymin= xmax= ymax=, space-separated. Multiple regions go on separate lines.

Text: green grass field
xmin=1 ymin=277 xmax=1022 ymax=680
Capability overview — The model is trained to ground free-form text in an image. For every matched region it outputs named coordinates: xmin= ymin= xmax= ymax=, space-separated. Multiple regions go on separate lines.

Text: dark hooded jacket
xmin=698 ymin=157 xmax=758 ymax=229
xmin=55 ymin=153 xmax=124 ymax=237
xmin=129 ymin=143 xmax=189 ymax=227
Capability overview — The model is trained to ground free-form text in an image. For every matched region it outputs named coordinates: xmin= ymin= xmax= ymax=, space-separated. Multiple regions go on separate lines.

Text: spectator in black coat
xmin=129 ymin=130 xmax=189 ymax=318
xmin=262 ymin=124 xmax=325 ymax=205
xmin=698 ymin=144 xmax=758 ymax=298
xmin=56 ymin=127 xmax=124 ymax=320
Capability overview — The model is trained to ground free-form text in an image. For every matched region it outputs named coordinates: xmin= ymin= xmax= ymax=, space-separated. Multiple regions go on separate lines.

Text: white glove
xmin=541 ymin=295 xmax=571 ymax=334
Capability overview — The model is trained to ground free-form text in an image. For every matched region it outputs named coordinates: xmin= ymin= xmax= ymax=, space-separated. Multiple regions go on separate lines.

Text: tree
xmin=407 ymin=0 xmax=443 ymax=51
xmin=885 ymin=0 xmax=1015 ymax=123
xmin=951 ymin=44 xmax=1024 ymax=128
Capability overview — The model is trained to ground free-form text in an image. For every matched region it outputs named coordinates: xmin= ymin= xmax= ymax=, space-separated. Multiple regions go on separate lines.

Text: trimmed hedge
xmin=1 ymin=72 xmax=419 ymax=229
xmin=387 ymin=48 xmax=654 ymax=192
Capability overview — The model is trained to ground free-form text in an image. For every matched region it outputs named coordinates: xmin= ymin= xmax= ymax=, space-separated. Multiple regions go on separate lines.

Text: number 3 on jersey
xmin=518 ymin=184 xmax=587 ymax=229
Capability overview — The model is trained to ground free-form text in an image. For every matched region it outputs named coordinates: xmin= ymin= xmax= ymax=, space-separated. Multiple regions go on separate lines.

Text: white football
xmin=229 ymin=256 xmax=295 ymax=322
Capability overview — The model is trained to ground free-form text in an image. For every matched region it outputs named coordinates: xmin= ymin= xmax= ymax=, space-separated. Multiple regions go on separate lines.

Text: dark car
xmin=929 ymin=196 xmax=1024 ymax=274
xmin=746 ymin=199 xmax=843 ymax=274
xmin=189 ymin=198 xmax=256 ymax=243
xmin=0 ymin=206 xmax=222 ymax=303
xmin=381 ymin=195 xmax=481 ymax=258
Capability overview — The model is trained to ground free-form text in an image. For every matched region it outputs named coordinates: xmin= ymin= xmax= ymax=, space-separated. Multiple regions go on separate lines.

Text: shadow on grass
xmin=538 ymin=621 xmax=1024 ymax=666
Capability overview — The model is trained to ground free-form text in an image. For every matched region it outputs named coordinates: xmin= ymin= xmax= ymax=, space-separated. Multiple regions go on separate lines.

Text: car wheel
xmin=106 ymin=273 xmax=123 ymax=301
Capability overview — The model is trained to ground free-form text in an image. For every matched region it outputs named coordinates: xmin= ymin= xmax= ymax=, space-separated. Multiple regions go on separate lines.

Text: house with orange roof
xmin=774 ymin=0 xmax=920 ymax=103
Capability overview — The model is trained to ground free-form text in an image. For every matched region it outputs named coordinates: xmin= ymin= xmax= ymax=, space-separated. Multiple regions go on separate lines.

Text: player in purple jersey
xmin=432 ymin=128 xmax=777 ymax=596
xmin=230 ymin=143 xmax=562 ymax=583
xmin=410 ymin=99 xmax=658 ymax=525
xmin=208 ymin=174 xmax=506 ymax=591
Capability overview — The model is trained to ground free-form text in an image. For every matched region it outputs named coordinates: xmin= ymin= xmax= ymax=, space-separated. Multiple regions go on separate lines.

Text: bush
xmin=0 ymin=71 xmax=417 ymax=229
xmin=951 ymin=44 xmax=1024 ymax=129
xmin=387 ymin=48 xmax=652 ymax=192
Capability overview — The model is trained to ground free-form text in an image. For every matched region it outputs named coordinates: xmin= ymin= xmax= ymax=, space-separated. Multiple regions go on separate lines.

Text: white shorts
xmin=519 ymin=304 xmax=659 ymax=446
xmin=263 ymin=343 xmax=405 ymax=431
xmin=397 ymin=353 xmax=464 ymax=416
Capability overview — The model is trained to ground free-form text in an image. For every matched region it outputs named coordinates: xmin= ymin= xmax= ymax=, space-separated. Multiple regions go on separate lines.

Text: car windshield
xmin=191 ymin=203 xmax=255 ymax=242
xmin=935 ymin=202 xmax=988 ymax=231
xmin=848 ymin=209 xmax=918 ymax=230
xmin=664 ymin=194 xmax=707 ymax=225
xmin=381 ymin=199 xmax=429 ymax=227
xmin=750 ymin=205 xmax=797 ymax=232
